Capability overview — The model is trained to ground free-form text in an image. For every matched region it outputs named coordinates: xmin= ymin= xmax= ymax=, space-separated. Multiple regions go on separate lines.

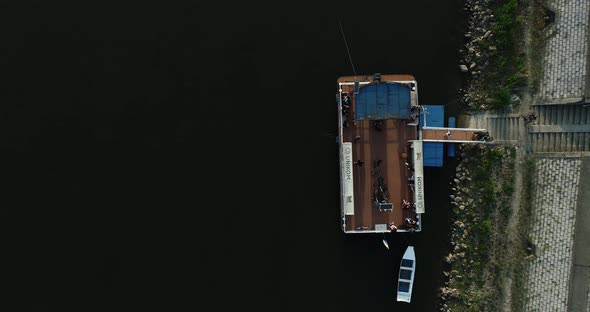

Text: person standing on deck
xmin=389 ymin=222 xmax=398 ymax=232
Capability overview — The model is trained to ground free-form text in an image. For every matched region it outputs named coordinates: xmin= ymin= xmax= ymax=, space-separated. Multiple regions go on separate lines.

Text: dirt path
xmin=499 ymin=145 xmax=525 ymax=312
xmin=499 ymin=0 xmax=536 ymax=310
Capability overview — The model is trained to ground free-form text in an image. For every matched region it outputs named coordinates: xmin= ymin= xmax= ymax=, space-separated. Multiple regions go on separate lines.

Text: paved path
xmin=538 ymin=0 xmax=590 ymax=104
xmin=461 ymin=0 xmax=590 ymax=309
xmin=523 ymin=157 xmax=581 ymax=312
xmin=528 ymin=0 xmax=590 ymax=309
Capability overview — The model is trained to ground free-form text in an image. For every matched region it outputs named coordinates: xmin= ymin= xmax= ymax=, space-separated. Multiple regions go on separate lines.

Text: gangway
xmin=421 ymin=126 xmax=491 ymax=143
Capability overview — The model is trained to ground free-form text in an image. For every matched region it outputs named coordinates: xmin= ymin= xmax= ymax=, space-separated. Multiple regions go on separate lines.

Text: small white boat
xmin=396 ymin=246 xmax=416 ymax=303
xmin=382 ymin=238 xmax=390 ymax=250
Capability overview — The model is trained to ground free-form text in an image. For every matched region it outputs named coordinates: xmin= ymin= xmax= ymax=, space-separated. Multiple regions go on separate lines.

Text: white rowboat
xmin=396 ymin=246 xmax=415 ymax=303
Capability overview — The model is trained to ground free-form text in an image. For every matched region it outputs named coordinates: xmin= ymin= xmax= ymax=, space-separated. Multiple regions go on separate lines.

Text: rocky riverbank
xmin=436 ymin=144 xmax=516 ymax=311
xmin=458 ymin=0 xmax=496 ymax=109
xmin=458 ymin=0 xmax=526 ymax=110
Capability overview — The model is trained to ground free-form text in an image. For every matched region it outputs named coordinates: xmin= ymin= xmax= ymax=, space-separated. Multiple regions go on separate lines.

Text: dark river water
xmin=3 ymin=1 xmax=464 ymax=310
xmin=250 ymin=1 xmax=465 ymax=311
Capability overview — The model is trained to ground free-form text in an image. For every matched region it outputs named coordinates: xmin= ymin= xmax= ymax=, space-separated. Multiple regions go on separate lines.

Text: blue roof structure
xmin=420 ymin=105 xmax=445 ymax=167
xmin=354 ymin=83 xmax=411 ymax=120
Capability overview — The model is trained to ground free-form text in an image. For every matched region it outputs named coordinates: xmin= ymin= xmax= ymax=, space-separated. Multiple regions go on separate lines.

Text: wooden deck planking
xmin=422 ymin=128 xmax=478 ymax=141
xmin=342 ymin=113 xmax=417 ymax=229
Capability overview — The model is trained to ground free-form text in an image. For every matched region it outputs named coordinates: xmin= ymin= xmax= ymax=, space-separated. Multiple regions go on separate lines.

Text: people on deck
xmin=405 ymin=217 xmax=416 ymax=226
xmin=343 ymin=94 xmax=351 ymax=105
xmin=389 ymin=222 xmax=398 ymax=232
xmin=373 ymin=120 xmax=383 ymax=131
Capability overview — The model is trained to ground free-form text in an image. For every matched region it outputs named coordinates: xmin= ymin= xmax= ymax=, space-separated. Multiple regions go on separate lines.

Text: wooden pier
xmin=421 ymin=126 xmax=490 ymax=143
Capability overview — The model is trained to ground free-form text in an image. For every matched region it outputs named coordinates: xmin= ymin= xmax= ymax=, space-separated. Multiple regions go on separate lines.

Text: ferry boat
xmin=337 ymin=73 xmax=424 ymax=233
xmin=397 ymin=245 xmax=416 ymax=302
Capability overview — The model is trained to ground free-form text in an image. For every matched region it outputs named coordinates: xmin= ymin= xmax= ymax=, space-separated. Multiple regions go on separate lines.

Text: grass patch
xmin=483 ymin=0 xmax=528 ymax=109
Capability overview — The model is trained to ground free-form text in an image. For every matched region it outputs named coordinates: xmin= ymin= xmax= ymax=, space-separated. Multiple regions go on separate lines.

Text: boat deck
xmin=338 ymin=75 xmax=419 ymax=233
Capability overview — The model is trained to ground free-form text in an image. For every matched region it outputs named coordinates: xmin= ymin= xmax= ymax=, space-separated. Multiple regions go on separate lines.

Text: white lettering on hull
xmin=342 ymin=142 xmax=354 ymax=215
xmin=412 ymin=140 xmax=425 ymax=214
